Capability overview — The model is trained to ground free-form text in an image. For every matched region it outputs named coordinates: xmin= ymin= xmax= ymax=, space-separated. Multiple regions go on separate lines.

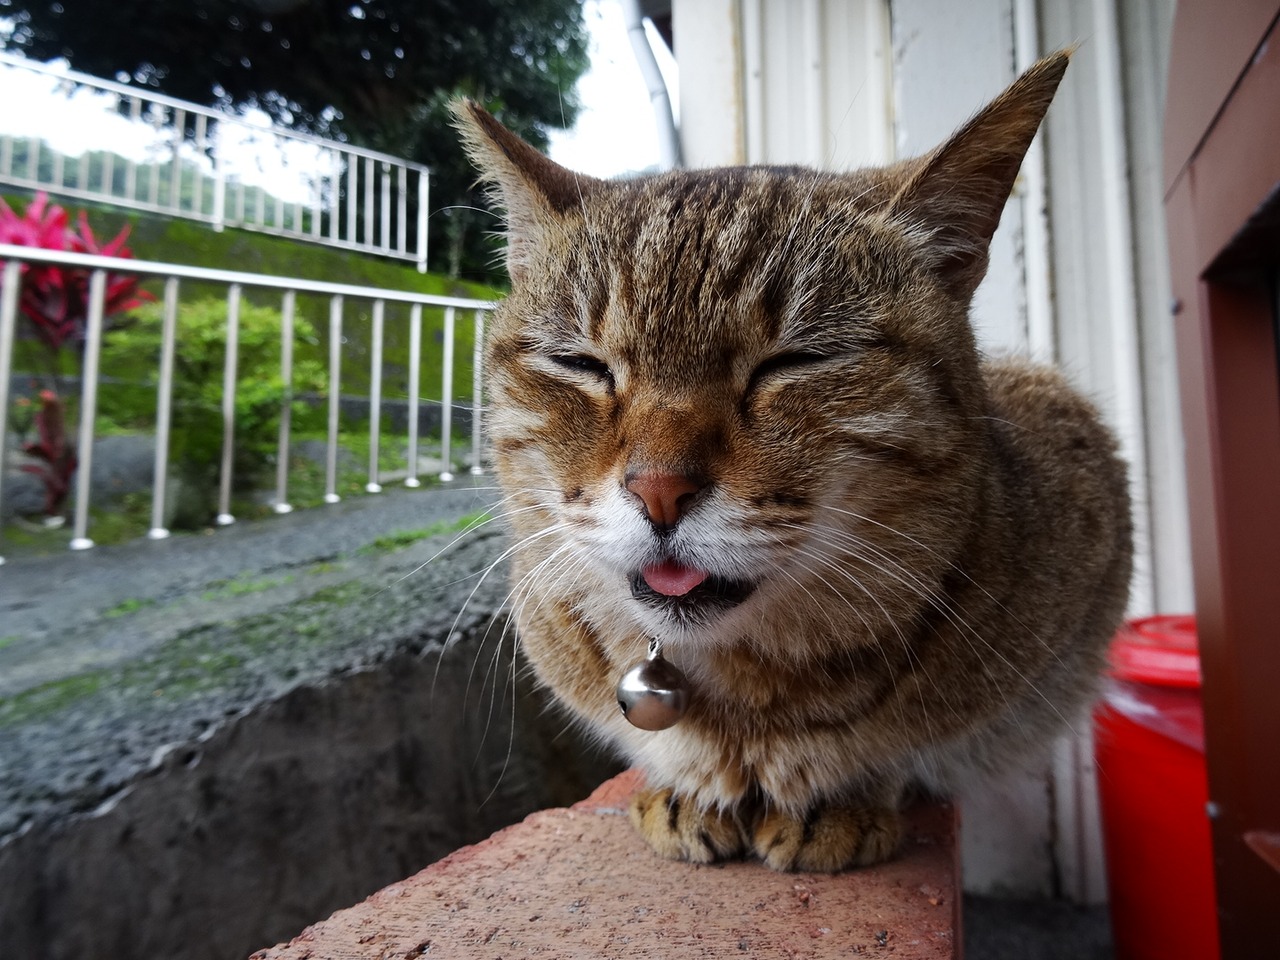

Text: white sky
xmin=0 ymin=0 xmax=675 ymax=200
xmin=0 ymin=55 xmax=336 ymax=203
xmin=547 ymin=0 xmax=679 ymax=178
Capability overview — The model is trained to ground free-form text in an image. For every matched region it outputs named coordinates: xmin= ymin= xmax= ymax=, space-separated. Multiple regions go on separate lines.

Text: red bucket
xmin=1094 ymin=615 xmax=1219 ymax=960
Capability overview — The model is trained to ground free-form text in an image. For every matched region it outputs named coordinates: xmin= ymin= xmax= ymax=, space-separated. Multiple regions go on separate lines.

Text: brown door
xmin=1164 ymin=3 xmax=1280 ymax=955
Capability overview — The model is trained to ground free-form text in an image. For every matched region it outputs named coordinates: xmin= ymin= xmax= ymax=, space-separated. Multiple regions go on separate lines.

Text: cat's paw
xmin=752 ymin=803 xmax=902 ymax=872
xmin=629 ymin=786 xmax=747 ymax=864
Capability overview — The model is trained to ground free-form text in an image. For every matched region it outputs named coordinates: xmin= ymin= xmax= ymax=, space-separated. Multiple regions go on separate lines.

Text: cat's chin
xmin=627 ymin=570 xmax=757 ymax=628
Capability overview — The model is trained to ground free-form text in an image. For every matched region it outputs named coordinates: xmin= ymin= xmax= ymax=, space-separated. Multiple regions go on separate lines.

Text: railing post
xmin=169 ymin=107 xmax=185 ymax=212
xmin=324 ymin=295 xmax=343 ymax=504
xmin=274 ymin=289 xmax=296 ymax=515
xmin=215 ymin=283 xmax=242 ymax=526
xmin=363 ymin=157 xmax=375 ymax=248
xmin=366 ymin=299 xmax=385 ymax=493
xmin=309 ymin=176 xmax=321 ymax=239
xmin=193 ymin=114 xmax=208 ymax=216
xmin=212 ymin=119 xmax=226 ymax=233
xmin=147 ymin=276 xmax=180 ymax=540
xmin=345 ymin=152 xmax=358 ymax=246
xmin=125 ymin=97 xmax=142 ymax=202
xmin=380 ymin=162 xmax=392 ymax=251
xmin=397 ymin=166 xmax=408 ymax=256
xmin=439 ymin=306 xmax=455 ymax=482
xmin=27 ymin=137 xmax=40 ymax=183
xmin=417 ymin=172 xmax=429 ymax=274
xmin=51 ymin=148 xmax=64 ymax=193
xmin=69 ymin=269 xmax=108 ymax=551
xmin=146 ymin=103 xmax=162 ymax=206
xmin=470 ymin=310 xmax=484 ymax=476
xmin=404 ymin=303 xmax=423 ymax=488
xmin=0 ymin=259 xmax=20 ymax=565
xmin=327 ymin=150 xmax=341 ymax=242
xmin=100 ymin=150 xmax=114 ymax=198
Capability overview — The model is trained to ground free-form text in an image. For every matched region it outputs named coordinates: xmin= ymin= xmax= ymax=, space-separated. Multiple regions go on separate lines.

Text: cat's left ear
xmin=452 ymin=99 xmax=603 ymax=283
xmin=885 ymin=51 xmax=1070 ymax=300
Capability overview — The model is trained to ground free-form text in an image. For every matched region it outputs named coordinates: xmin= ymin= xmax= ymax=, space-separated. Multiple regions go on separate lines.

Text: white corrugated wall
xmin=667 ymin=0 xmax=1190 ymax=901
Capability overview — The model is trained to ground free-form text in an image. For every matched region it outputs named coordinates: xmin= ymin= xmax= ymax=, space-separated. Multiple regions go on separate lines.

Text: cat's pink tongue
xmin=642 ymin=560 xmax=710 ymax=597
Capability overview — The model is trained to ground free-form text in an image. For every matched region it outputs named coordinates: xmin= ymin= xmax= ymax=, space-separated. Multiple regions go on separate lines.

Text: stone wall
xmin=0 ymin=643 xmax=615 ymax=960
xmin=0 ymin=489 xmax=619 ymax=960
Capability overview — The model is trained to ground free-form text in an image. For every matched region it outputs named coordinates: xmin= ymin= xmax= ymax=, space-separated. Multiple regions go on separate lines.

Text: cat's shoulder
xmin=981 ymin=356 xmax=1104 ymax=430
xmin=980 ymin=356 xmax=1127 ymax=508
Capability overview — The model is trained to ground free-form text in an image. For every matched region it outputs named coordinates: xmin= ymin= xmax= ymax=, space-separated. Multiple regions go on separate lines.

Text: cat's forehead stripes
xmin=566 ymin=167 xmax=896 ymax=368
xmin=594 ymin=170 xmax=793 ymax=327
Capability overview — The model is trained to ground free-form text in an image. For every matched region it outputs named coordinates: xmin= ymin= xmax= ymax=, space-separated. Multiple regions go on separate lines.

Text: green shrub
xmin=100 ymin=297 xmax=326 ymax=526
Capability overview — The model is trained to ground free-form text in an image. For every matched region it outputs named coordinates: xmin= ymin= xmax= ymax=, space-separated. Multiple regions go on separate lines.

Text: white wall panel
xmin=666 ymin=0 xmax=1189 ymax=904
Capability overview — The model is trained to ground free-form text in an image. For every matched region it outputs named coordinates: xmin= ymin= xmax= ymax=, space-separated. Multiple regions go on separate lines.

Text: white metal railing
xmin=0 ymin=53 xmax=430 ymax=271
xmin=0 ymin=243 xmax=493 ymax=564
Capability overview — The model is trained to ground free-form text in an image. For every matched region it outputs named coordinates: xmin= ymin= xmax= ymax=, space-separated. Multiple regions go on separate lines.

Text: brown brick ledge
xmin=250 ymin=770 xmax=958 ymax=959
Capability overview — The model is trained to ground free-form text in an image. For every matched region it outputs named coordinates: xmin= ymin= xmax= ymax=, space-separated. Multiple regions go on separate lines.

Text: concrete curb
xmin=252 ymin=770 xmax=959 ymax=959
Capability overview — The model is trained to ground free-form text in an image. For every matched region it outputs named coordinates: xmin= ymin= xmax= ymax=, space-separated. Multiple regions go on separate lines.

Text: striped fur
xmin=454 ymin=52 xmax=1131 ymax=872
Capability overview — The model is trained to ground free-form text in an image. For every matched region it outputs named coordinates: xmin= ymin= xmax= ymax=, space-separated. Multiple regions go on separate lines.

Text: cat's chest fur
xmin=501 ymin=347 xmax=1128 ymax=816
xmin=455 ymin=51 xmax=1132 ymax=863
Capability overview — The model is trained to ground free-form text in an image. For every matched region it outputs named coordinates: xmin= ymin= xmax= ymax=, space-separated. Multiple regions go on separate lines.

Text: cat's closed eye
xmin=549 ymin=352 xmax=615 ymax=390
xmin=745 ymin=350 xmax=832 ymax=397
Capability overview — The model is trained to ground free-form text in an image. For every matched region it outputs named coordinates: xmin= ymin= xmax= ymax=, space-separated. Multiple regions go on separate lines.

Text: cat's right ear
xmin=882 ymin=51 xmax=1070 ymax=301
xmin=452 ymin=99 xmax=602 ymax=283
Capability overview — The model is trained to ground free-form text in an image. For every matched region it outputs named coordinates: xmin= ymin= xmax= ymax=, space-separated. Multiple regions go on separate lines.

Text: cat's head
xmin=455 ymin=54 xmax=1068 ymax=650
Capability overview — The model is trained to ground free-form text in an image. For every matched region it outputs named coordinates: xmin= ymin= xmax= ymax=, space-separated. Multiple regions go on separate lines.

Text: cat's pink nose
xmin=625 ymin=471 xmax=704 ymax=529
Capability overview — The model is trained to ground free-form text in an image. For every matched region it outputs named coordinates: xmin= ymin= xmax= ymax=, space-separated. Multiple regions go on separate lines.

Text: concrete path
xmin=0 ymin=479 xmax=510 ymax=839
xmin=1 ymin=480 xmax=499 ymax=698
xmin=0 ymin=479 xmax=1113 ymax=959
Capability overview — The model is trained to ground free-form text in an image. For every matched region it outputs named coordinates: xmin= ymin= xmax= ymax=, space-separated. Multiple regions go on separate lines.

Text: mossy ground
xmin=0 ymin=507 xmax=493 ymax=730
xmin=1 ymin=430 xmax=477 ymax=558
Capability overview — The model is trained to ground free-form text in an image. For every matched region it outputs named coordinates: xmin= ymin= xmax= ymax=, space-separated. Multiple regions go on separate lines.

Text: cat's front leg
xmin=629 ymin=786 xmax=749 ymax=864
xmin=752 ymin=803 xmax=902 ymax=872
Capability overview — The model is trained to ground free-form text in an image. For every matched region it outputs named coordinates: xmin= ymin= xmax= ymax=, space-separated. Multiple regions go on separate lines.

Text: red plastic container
xmin=1094 ymin=615 xmax=1220 ymax=960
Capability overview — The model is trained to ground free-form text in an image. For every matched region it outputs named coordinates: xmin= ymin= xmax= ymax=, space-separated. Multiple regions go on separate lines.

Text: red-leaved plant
xmin=1 ymin=192 xmax=152 ymax=518
xmin=19 ymin=389 xmax=78 ymax=519
xmin=0 ymin=192 xmax=153 ymax=349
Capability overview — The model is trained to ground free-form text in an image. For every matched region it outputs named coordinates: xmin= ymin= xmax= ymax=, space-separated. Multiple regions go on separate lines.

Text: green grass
xmin=1 ymin=493 xmax=156 ymax=557
xmin=304 ymin=581 xmax=369 ymax=606
xmin=281 ymin=428 xmax=449 ymax=508
xmin=0 ymin=645 xmax=252 ymax=727
xmin=0 ymin=576 xmax=374 ymax=728
xmin=89 ymin=562 xmax=348 ymax=624
xmin=0 ymin=425 xmax=471 ymax=558
xmin=358 ymin=509 xmax=491 ymax=555
xmin=104 ymin=597 xmax=159 ymax=618
xmin=0 ymin=671 xmax=109 ymax=726
xmin=199 ymin=573 xmax=296 ymax=602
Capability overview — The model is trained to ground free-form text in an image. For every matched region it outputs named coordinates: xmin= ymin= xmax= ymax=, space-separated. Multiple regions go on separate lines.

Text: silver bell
xmin=616 ymin=638 xmax=690 ymax=731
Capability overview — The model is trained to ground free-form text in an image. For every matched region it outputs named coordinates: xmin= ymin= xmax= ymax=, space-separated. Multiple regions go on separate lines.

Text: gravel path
xmin=0 ymin=480 xmax=1113 ymax=960
xmin=1 ymin=480 xmax=499 ymax=695
xmin=0 ymin=479 xmax=511 ymax=841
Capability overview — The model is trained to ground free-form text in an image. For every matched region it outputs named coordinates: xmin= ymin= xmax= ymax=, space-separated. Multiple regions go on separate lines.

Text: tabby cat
xmin=454 ymin=50 xmax=1132 ymax=872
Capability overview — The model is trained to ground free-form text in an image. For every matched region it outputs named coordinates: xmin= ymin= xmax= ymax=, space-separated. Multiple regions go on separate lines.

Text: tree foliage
xmin=0 ymin=0 xmax=590 ymax=281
